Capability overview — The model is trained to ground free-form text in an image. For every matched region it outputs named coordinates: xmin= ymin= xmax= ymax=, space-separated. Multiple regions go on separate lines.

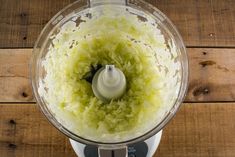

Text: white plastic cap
xmin=92 ymin=65 xmax=126 ymax=102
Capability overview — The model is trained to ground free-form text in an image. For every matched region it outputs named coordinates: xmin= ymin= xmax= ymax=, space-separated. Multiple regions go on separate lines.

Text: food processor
xmin=31 ymin=0 xmax=188 ymax=157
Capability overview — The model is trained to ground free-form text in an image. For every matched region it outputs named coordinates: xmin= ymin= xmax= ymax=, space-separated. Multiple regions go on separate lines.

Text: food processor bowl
xmin=31 ymin=0 xmax=188 ymax=156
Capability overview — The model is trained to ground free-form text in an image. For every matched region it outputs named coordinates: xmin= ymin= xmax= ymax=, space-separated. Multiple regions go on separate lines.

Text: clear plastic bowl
xmin=31 ymin=0 xmax=188 ymax=147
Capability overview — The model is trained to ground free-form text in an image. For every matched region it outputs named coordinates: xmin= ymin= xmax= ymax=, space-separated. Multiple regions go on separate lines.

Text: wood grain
xmin=146 ymin=0 xmax=235 ymax=47
xmin=0 ymin=103 xmax=234 ymax=157
xmin=1 ymin=48 xmax=235 ymax=102
xmin=155 ymin=103 xmax=235 ymax=157
xmin=0 ymin=49 xmax=33 ymax=102
xmin=187 ymin=48 xmax=235 ymax=102
xmin=0 ymin=0 xmax=76 ymax=48
xmin=0 ymin=0 xmax=235 ymax=48
xmin=0 ymin=103 xmax=76 ymax=157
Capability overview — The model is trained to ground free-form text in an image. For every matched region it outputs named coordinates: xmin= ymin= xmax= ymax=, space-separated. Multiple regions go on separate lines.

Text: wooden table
xmin=0 ymin=0 xmax=235 ymax=157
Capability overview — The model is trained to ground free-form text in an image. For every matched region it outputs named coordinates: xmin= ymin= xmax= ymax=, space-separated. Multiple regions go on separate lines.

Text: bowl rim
xmin=31 ymin=0 xmax=189 ymax=147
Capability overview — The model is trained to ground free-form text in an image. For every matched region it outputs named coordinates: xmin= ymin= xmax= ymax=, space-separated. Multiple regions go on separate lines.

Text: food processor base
xmin=70 ymin=130 xmax=162 ymax=157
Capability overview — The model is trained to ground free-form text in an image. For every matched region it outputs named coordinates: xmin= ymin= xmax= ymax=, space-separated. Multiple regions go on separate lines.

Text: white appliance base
xmin=70 ymin=130 xmax=162 ymax=157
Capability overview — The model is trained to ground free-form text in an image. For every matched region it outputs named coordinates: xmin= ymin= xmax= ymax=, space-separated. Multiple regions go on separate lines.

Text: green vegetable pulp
xmin=39 ymin=7 xmax=178 ymax=142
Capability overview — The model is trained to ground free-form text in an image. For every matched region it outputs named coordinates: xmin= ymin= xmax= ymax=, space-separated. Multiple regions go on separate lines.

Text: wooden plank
xmin=0 ymin=103 xmax=234 ymax=157
xmin=0 ymin=0 xmax=235 ymax=48
xmin=146 ymin=0 xmax=235 ymax=47
xmin=155 ymin=103 xmax=235 ymax=157
xmin=0 ymin=0 xmax=76 ymax=48
xmin=0 ymin=49 xmax=33 ymax=102
xmin=1 ymin=48 xmax=235 ymax=102
xmin=187 ymin=48 xmax=235 ymax=102
xmin=0 ymin=103 xmax=76 ymax=157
